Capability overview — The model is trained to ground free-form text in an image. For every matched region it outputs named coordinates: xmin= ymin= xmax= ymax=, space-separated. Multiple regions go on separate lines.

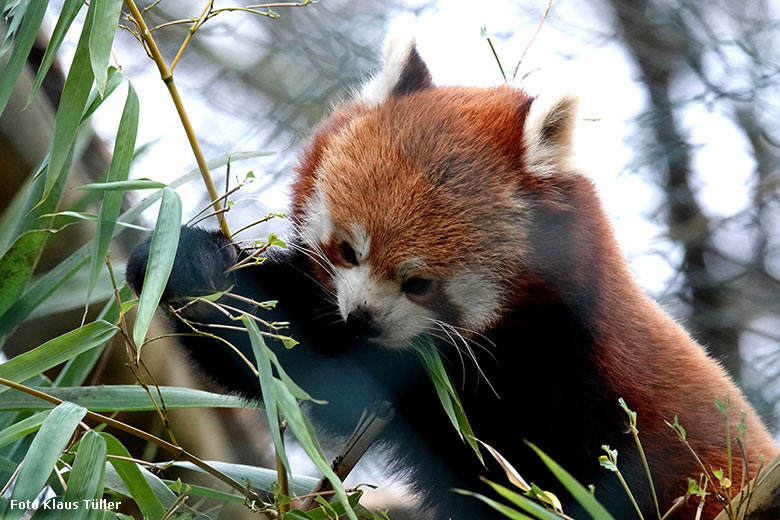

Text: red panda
xmin=127 ymin=20 xmax=779 ymax=520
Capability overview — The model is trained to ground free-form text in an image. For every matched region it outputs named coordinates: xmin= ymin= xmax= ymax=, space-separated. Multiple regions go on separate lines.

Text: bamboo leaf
xmin=53 ymin=286 xmax=129 ymax=387
xmin=0 ymin=230 xmax=53 ymax=318
xmin=169 ymin=460 xmax=317 ymax=496
xmin=26 ymin=0 xmax=84 ymax=104
xmin=0 ymin=1 xmax=28 ymax=54
xmin=132 ymin=188 xmax=181 ymax=348
xmin=102 ymin=463 xmax=178 ymax=509
xmin=81 ymin=66 xmax=124 ymax=122
xmin=244 ymin=318 xmax=357 ymax=520
xmin=0 ymin=385 xmax=261 ymax=412
xmin=88 ymin=0 xmax=123 ymax=95
xmin=0 ymin=152 xmax=267 ymax=341
xmin=41 ymin=212 xmax=147 ymax=231
xmin=79 ymin=179 xmax=167 ymax=192
xmin=163 ymin=479 xmax=245 ymax=504
xmin=416 ymin=341 xmax=483 ymax=464
xmin=101 ymin=433 xmax=166 ymax=520
xmin=2 ymin=402 xmax=87 ymax=520
xmin=245 ymin=317 xmax=288 ymax=470
xmin=61 ymin=430 xmax=106 ymax=520
xmin=0 ymin=146 xmax=74 ymax=323
xmin=87 ymin=83 xmax=139 ymax=309
xmin=0 ymin=320 xmax=117 ymax=395
xmin=0 ymin=0 xmax=49 ymax=116
xmin=41 ymin=0 xmax=96 ymax=206
xmin=454 ymin=490 xmax=536 ymax=520
xmin=483 ymin=479 xmax=564 ymax=520
xmin=527 ymin=442 xmax=616 ymax=520
xmin=0 ymin=410 xmax=51 ymax=449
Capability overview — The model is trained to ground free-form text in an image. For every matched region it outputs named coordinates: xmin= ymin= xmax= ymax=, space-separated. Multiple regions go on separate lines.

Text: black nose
xmin=345 ymin=307 xmax=381 ymax=339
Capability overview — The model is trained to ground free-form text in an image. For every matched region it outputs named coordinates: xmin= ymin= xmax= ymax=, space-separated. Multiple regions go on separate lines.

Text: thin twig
xmin=512 ymin=0 xmax=552 ymax=83
xmin=106 ymin=254 xmax=179 ymax=447
xmin=186 ymin=182 xmax=244 ymax=227
xmin=486 ymin=36 xmax=506 ymax=83
xmin=230 ymin=212 xmax=283 ymax=239
xmin=170 ymin=0 xmax=213 ymax=71
xmin=188 ymin=207 xmax=230 ymax=227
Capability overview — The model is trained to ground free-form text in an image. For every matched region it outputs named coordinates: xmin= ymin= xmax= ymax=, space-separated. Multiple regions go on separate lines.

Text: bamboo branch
xmin=123 ymin=0 xmax=230 ymax=236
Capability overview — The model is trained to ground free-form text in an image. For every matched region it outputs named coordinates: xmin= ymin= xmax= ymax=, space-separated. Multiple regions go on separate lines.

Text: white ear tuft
xmin=523 ymin=92 xmax=580 ymax=177
xmin=359 ymin=15 xmax=432 ymax=106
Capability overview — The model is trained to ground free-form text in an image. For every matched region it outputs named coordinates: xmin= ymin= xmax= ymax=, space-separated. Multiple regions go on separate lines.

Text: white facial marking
xmin=334 ymin=262 xmax=434 ymax=349
xmin=445 ymin=271 xmax=502 ymax=332
xmin=299 ymin=187 xmax=333 ymax=248
xmin=350 ymin=223 xmax=370 ymax=262
xmin=397 ymin=257 xmax=427 ymax=281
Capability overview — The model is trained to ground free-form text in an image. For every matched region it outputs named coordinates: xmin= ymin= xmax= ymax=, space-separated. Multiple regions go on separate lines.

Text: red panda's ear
xmin=522 ymin=92 xmax=580 ymax=177
xmin=358 ymin=15 xmax=433 ymax=106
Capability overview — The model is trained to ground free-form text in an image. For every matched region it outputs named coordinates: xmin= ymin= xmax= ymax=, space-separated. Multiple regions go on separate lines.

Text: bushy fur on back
xmin=127 ymin=19 xmax=778 ymax=520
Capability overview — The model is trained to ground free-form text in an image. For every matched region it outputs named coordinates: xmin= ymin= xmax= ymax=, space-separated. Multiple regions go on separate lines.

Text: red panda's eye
xmin=402 ymin=277 xmax=433 ymax=296
xmin=340 ymin=241 xmax=359 ymax=266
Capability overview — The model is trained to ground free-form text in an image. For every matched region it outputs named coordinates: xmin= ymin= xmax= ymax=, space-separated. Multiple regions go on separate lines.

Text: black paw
xmin=126 ymin=226 xmax=239 ymax=302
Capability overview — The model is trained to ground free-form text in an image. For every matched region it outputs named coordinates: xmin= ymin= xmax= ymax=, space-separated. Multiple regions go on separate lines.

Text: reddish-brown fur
xmin=292 ymin=83 xmax=778 ymax=518
xmin=555 ymin=176 xmax=777 ymax=518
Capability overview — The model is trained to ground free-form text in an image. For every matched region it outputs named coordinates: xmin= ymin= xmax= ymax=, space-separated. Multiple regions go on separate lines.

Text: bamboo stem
xmin=123 ymin=0 xmax=230 ymax=237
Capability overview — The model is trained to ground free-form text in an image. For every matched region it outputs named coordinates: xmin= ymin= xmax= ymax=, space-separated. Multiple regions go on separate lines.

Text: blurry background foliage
xmin=0 ymin=0 xmax=779 ymax=518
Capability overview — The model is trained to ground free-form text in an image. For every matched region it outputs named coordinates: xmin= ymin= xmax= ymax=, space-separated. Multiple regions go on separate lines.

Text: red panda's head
xmin=290 ymin=20 xmax=582 ymax=348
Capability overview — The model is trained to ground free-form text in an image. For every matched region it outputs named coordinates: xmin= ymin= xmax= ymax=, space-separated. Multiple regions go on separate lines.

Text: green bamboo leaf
xmin=273 ymin=380 xmax=356 ymax=520
xmin=244 ymin=318 xmax=357 ymax=520
xmin=101 ymin=433 xmax=167 ymax=520
xmin=0 ymin=1 xmax=27 ymax=53
xmin=41 ymin=212 xmax=147 ymax=231
xmin=0 ymin=146 xmax=74 ymax=323
xmin=2 ymin=402 xmax=86 ymax=520
xmin=0 ymin=230 xmax=53 ymax=318
xmin=483 ymin=480 xmax=564 ymax=520
xmin=244 ymin=317 xmax=289 ymax=470
xmin=81 ymin=66 xmax=124 ymax=123
xmin=53 ymin=286 xmax=129 ymax=387
xmin=169 ymin=460 xmax=317 ymax=496
xmin=0 ymin=0 xmax=48 ymax=116
xmin=0 ymin=410 xmax=50 ymax=450
xmin=61 ymin=430 xmax=106 ymax=520
xmin=416 ymin=341 xmax=483 ymax=464
xmin=163 ymin=479 xmax=245 ymax=504
xmin=132 ymin=188 xmax=182 ymax=348
xmin=88 ymin=0 xmax=123 ymax=95
xmin=0 ymin=152 xmax=267 ymax=341
xmin=0 ymin=320 xmax=117 ymax=395
xmin=79 ymin=179 xmax=167 ymax=192
xmin=41 ymin=0 xmax=96 ymax=207
xmin=26 ymin=0 xmax=84 ymax=104
xmin=102 ymin=463 xmax=178 ymax=509
xmin=87 ymin=83 xmax=139 ymax=309
xmin=0 ymin=168 xmax=34 ymax=256
xmin=527 ymin=442 xmax=616 ymax=520
xmin=0 ymin=385 xmax=261 ymax=412
xmin=454 ymin=490 xmax=536 ymax=519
